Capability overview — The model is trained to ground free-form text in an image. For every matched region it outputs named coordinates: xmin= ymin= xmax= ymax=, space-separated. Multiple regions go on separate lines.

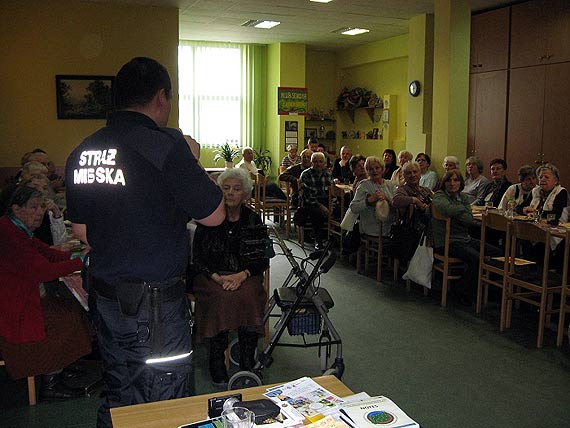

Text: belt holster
xmin=116 ymin=279 xmax=146 ymax=318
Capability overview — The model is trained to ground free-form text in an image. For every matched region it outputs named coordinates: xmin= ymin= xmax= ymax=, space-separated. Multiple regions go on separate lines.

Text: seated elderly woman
xmin=0 ymin=186 xmax=92 ymax=400
xmin=462 ymin=156 xmax=490 ymax=203
xmin=349 ymin=156 xmax=397 ymax=239
xmin=473 ymin=158 xmax=512 ymax=207
xmin=192 ymin=168 xmax=270 ymax=386
xmin=390 ymin=150 xmax=413 ymax=186
xmin=22 ymin=174 xmax=67 ymax=246
xmin=392 ymin=161 xmax=433 ymax=260
xmin=281 ymin=144 xmax=300 ymax=168
xmin=432 ymin=170 xmax=502 ymax=306
xmin=331 ymin=146 xmax=354 ymax=184
xmin=522 ymin=164 xmax=568 ymax=221
xmin=416 ymin=152 xmax=438 ymax=190
xmin=499 ymin=165 xmax=537 ymax=212
xmin=349 ymin=154 xmax=367 ymax=190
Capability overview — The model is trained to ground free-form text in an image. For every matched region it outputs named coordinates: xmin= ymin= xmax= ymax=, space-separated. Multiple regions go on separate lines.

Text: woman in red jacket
xmin=0 ymin=186 xmax=92 ymax=400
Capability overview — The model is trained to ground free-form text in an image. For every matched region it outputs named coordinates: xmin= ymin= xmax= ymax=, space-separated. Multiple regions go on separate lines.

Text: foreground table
xmin=111 ymin=375 xmax=354 ymax=428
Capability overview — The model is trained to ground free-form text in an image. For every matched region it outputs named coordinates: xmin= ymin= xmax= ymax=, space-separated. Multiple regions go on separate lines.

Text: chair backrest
xmin=431 ymin=204 xmax=451 ymax=258
xmin=483 ymin=211 xmax=509 ymax=233
xmin=512 ymin=221 xmax=550 ymax=267
xmin=328 ymin=184 xmax=347 ymax=221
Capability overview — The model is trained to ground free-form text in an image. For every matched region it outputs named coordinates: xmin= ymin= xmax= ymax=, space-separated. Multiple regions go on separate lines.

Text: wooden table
xmin=111 ymin=375 xmax=354 ymax=428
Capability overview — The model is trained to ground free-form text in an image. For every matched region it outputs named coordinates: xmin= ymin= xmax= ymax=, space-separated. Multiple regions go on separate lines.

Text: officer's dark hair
xmin=114 ymin=57 xmax=172 ymax=110
xmin=6 ymin=186 xmax=43 ymax=215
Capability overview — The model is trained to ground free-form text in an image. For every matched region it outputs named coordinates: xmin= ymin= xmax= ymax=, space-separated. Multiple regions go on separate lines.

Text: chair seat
xmin=274 ymin=287 xmax=334 ymax=309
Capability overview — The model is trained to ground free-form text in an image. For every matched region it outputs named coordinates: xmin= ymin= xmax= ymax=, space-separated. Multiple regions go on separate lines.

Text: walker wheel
xmin=228 ymin=370 xmax=263 ymax=390
xmin=228 ymin=338 xmax=259 ymax=367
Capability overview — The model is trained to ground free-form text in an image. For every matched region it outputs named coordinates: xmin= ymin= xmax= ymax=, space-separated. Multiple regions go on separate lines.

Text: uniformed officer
xmin=65 ymin=57 xmax=225 ymax=428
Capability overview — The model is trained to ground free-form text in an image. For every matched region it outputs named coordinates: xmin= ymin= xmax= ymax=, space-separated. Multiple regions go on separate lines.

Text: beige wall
xmin=0 ymin=0 xmax=179 ymax=168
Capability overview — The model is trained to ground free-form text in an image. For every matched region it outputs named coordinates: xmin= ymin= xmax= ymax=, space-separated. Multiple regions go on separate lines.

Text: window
xmin=179 ymin=41 xmax=266 ymax=149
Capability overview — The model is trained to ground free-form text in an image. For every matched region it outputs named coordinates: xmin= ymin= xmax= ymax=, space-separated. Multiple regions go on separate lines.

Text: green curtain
xmin=241 ymin=44 xmax=267 ymax=153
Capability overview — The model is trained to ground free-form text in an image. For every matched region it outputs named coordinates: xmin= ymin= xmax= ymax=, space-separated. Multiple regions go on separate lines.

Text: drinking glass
xmin=546 ymin=213 xmax=556 ymax=225
xmin=533 ymin=209 xmax=542 ymax=224
xmin=222 ymin=407 xmax=254 ymax=428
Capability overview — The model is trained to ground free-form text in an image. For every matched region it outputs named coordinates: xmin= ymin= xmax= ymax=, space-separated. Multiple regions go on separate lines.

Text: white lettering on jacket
xmin=74 ymin=149 xmax=126 ymax=186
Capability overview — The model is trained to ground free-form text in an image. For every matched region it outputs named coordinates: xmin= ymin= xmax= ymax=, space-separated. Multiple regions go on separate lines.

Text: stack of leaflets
xmin=263 ymin=377 xmax=345 ymax=425
xmin=339 ymin=396 xmax=419 ymax=428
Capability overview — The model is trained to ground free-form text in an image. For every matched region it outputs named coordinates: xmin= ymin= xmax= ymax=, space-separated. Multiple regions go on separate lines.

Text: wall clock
xmin=409 ymin=80 xmax=421 ymax=97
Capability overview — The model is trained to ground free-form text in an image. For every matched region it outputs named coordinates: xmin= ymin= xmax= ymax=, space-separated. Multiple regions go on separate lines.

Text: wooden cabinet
xmin=467 ymin=70 xmax=508 ymax=170
xmin=506 ymin=62 xmax=570 ymax=187
xmin=511 ymin=0 xmax=570 ymax=68
xmin=470 ymin=8 xmax=510 ymax=73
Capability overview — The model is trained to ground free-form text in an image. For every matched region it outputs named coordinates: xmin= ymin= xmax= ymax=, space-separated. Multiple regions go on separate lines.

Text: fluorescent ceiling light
xmin=310 ymin=0 xmax=334 ymax=3
xmin=254 ymin=20 xmax=280 ymax=29
xmin=341 ymin=28 xmax=369 ymax=36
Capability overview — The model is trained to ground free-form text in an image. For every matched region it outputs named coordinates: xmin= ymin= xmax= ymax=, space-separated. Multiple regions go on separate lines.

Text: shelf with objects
xmin=305 ymin=110 xmax=337 ymax=156
xmin=336 ymin=87 xmax=383 ymax=123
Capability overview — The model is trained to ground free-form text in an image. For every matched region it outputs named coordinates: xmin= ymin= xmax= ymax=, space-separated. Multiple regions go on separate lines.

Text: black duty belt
xmin=91 ymin=276 xmax=185 ymax=302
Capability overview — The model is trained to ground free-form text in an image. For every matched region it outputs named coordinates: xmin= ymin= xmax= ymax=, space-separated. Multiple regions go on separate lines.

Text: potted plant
xmin=213 ymin=142 xmax=240 ymax=168
xmin=253 ymin=149 xmax=273 ymax=175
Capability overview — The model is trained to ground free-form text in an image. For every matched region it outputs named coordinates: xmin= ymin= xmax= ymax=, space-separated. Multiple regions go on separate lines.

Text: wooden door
xmin=506 ymin=66 xmax=545 ymax=175
xmin=547 ymin=0 xmax=570 ymax=65
xmin=470 ymin=8 xmax=510 ymax=73
xmin=542 ymin=62 xmax=570 ymax=187
xmin=511 ymin=0 xmax=548 ymax=68
xmin=470 ymin=71 xmax=508 ymax=171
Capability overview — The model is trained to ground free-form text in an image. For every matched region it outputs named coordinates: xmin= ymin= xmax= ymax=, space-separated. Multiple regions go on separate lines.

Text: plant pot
xmin=225 ymin=161 xmax=234 ymax=168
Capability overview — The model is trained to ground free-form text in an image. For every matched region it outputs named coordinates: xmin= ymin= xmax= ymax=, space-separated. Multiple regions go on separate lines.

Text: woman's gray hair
xmin=443 ymin=155 xmax=459 ymax=168
xmin=217 ymin=167 xmax=253 ymax=196
xmin=6 ymin=186 xmax=44 ymax=215
xmin=466 ymin=156 xmax=484 ymax=174
xmin=402 ymin=161 xmax=420 ymax=174
xmin=536 ymin=163 xmax=560 ymax=182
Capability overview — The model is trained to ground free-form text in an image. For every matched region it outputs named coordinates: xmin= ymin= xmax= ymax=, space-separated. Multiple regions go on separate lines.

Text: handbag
xmin=342 ymin=221 xmax=361 ymax=254
xmin=340 ymin=207 xmax=359 ymax=231
xmin=402 ymin=233 xmax=433 ymax=288
xmin=389 ymin=214 xmax=423 ymax=260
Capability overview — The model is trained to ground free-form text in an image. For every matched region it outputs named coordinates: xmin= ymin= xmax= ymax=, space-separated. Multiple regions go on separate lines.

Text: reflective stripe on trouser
xmin=89 ymin=287 xmax=193 ymax=428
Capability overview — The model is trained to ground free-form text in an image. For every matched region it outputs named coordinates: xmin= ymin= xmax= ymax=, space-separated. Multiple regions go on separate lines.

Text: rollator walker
xmin=228 ymin=227 xmax=344 ymax=390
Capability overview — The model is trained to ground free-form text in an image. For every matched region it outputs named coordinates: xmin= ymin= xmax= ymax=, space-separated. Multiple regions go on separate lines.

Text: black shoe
xmin=314 ymin=241 xmax=324 ymax=251
xmin=40 ymin=376 xmax=84 ymax=401
xmin=209 ymin=332 xmax=229 ymax=387
xmin=61 ymin=365 xmax=86 ymax=380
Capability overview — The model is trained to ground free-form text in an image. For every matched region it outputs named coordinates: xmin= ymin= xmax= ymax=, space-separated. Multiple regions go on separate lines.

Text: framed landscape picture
xmin=56 ymin=75 xmax=114 ymax=119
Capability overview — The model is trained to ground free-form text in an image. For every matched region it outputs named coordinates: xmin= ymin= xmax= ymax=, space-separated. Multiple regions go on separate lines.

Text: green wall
xmin=0 ymin=0 xmax=179 ymax=168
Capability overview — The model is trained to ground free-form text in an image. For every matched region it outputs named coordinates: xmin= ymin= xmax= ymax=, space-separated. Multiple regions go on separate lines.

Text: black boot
xmin=238 ymin=327 xmax=258 ymax=371
xmin=40 ymin=373 xmax=84 ymax=401
xmin=209 ymin=331 xmax=229 ymax=387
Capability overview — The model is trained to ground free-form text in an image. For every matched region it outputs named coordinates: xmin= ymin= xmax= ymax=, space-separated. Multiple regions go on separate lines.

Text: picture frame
xmin=305 ymin=127 xmax=317 ymax=138
xmin=56 ymin=75 xmax=115 ymax=119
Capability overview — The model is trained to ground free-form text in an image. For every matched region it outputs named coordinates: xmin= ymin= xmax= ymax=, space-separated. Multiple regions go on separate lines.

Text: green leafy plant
xmin=213 ymin=142 xmax=240 ymax=163
xmin=253 ymin=149 xmax=272 ymax=174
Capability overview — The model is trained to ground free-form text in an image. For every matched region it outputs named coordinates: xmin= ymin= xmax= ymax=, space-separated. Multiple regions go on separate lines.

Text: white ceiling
xmin=96 ymin=0 xmax=518 ymax=51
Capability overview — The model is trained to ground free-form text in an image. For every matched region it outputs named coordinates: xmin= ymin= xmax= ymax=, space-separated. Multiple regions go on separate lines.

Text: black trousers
xmin=90 ymin=285 xmax=193 ymax=428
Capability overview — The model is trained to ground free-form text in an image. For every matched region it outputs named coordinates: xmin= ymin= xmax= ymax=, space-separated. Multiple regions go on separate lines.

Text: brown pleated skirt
xmin=0 ymin=295 xmax=92 ymax=379
xmin=193 ymin=273 xmax=267 ymax=340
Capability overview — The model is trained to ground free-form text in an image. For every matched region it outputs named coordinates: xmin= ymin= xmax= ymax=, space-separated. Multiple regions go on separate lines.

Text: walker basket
xmin=287 ymin=308 xmax=322 ymax=335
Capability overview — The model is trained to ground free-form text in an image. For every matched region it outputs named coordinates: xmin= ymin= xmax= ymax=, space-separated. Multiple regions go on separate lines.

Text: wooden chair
xmin=278 ymin=180 xmax=296 ymax=239
xmin=328 ymin=184 xmax=348 ymax=254
xmin=505 ymin=221 xmax=566 ymax=348
xmin=253 ymin=174 xmax=289 ymax=234
xmin=556 ymin=230 xmax=570 ymax=347
xmin=356 ymin=226 xmax=384 ymax=282
xmin=476 ymin=211 xmax=513 ymax=330
xmin=0 ymin=358 xmax=36 ymax=405
xmin=431 ymin=205 xmax=466 ymax=307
